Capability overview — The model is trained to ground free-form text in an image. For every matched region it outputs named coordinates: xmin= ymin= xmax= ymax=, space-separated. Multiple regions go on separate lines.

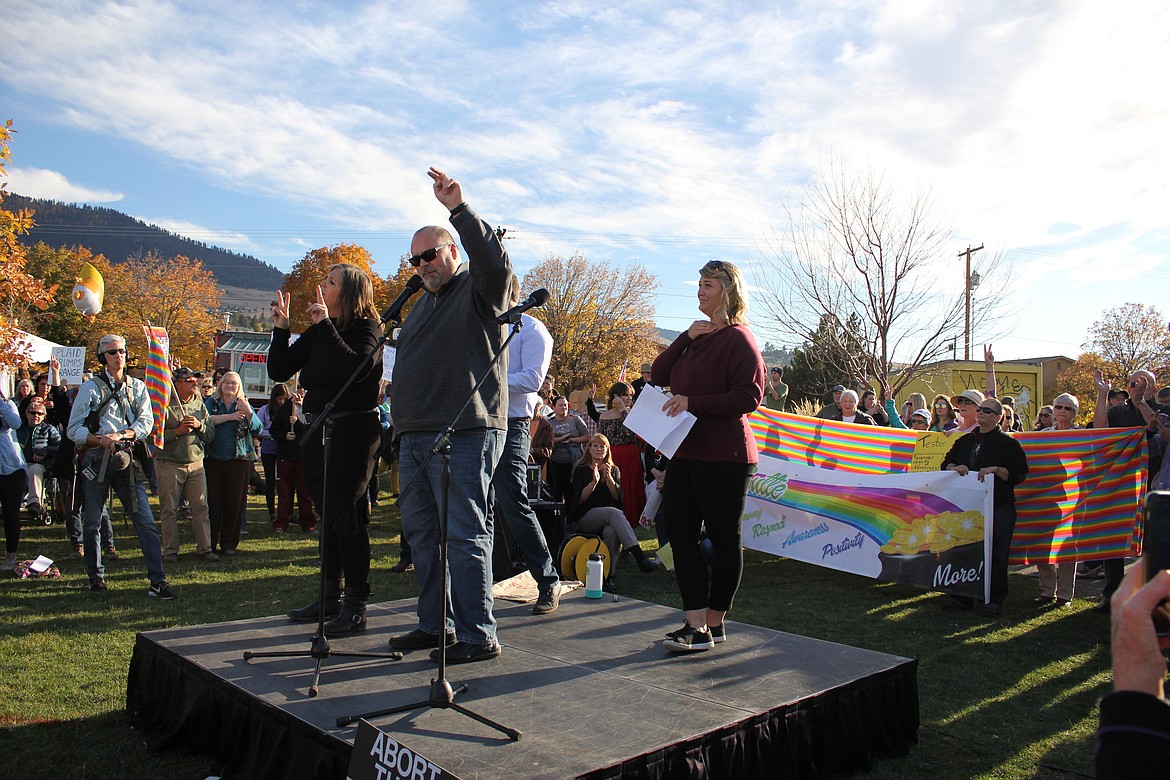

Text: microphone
xmin=497 ymin=288 xmax=550 ymax=324
xmin=380 ymin=275 xmax=425 ymax=325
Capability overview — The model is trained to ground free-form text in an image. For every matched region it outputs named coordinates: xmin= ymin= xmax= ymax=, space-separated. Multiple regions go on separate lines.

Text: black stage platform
xmin=127 ymin=592 xmax=918 ymax=779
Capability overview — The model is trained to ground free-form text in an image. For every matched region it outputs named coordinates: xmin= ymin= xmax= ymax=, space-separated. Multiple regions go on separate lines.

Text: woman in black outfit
xmin=570 ymin=433 xmax=658 ymax=591
xmin=268 ymin=264 xmax=383 ymax=636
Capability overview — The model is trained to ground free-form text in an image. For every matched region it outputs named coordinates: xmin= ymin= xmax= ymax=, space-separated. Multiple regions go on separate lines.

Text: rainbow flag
xmin=141 ymin=325 xmax=172 ymax=449
xmin=1011 ymin=428 xmax=1146 ymax=564
xmin=749 ymin=411 xmax=1146 ymax=563
xmin=752 ymin=408 xmax=915 ymax=474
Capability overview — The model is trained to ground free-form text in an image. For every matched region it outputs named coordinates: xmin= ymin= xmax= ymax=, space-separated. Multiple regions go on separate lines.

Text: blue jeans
xmin=489 ymin=420 xmax=559 ymax=592
xmin=81 ymin=458 xmax=166 ymax=585
xmin=399 ymin=429 xmax=504 ymax=646
xmin=67 ymin=472 xmax=114 ymax=548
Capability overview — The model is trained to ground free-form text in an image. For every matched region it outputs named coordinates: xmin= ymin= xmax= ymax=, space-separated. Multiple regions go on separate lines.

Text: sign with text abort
xmin=348 ymin=719 xmax=460 ymax=780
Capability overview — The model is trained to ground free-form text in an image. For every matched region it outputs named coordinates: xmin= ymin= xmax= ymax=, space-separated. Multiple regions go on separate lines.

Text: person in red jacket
xmin=652 ymin=259 xmax=765 ymax=653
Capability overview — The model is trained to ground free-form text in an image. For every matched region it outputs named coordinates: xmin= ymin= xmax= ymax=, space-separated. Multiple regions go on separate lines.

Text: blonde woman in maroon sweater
xmin=652 ymin=260 xmax=765 ymax=652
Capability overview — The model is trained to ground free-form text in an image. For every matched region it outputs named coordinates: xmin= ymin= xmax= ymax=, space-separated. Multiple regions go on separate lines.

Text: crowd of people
xmin=2 ymin=168 xmax=1168 ymax=701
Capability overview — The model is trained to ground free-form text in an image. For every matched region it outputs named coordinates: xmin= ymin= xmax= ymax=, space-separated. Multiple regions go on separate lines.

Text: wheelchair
xmin=22 ymin=470 xmax=57 ymax=526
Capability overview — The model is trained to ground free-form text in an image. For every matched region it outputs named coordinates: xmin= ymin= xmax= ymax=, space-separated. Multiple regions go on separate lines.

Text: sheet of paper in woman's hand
xmin=624 ymin=384 xmax=696 ymax=458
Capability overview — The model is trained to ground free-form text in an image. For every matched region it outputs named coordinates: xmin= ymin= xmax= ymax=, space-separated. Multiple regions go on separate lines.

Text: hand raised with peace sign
xmin=271 ymin=290 xmax=291 ymax=329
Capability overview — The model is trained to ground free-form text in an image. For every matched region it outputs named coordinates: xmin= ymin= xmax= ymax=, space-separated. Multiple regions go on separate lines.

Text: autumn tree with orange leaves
xmin=281 ymin=244 xmax=391 ymax=333
xmin=0 ymin=120 xmax=56 ymax=369
xmin=522 ymin=253 xmax=660 ymax=394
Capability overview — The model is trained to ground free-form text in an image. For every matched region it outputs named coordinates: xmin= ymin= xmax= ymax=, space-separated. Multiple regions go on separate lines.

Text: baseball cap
xmin=173 ymin=367 xmax=200 ymax=381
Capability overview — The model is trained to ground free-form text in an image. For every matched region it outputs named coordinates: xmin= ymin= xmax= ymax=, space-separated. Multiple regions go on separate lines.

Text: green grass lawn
xmin=0 ymin=491 xmax=1110 ymax=779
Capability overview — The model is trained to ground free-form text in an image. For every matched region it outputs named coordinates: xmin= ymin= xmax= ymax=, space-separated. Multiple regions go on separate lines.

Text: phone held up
xmin=1143 ymin=491 xmax=1170 ymax=649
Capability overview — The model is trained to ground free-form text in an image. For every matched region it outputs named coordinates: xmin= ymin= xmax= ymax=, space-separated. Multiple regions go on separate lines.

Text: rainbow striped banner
xmin=747 ymin=411 xmax=1146 ymax=567
xmin=1011 ymin=428 xmax=1146 ymax=564
xmin=752 ymin=407 xmax=915 ymax=474
xmin=141 ymin=325 xmax=171 ymax=449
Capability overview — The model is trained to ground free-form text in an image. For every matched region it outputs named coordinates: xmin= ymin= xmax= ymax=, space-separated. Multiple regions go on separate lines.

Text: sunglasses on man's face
xmin=103 ymin=348 xmax=127 ymax=356
xmin=976 ymin=406 xmax=1001 ymax=415
xmin=1054 ymin=404 xmax=1075 ymax=411
xmin=408 ymin=243 xmax=452 ymax=267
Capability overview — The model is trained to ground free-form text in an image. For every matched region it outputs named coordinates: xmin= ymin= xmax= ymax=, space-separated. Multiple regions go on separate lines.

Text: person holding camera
xmin=1096 ymin=560 xmax=1170 ymax=776
xmin=66 ymin=334 xmax=173 ymax=597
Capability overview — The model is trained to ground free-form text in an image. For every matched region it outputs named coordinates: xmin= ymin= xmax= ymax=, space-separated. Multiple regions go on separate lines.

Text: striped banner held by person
xmin=141 ymin=324 xmax=172 ymax=450
xmin=747 ymin=410 xmax=1146 ymax=565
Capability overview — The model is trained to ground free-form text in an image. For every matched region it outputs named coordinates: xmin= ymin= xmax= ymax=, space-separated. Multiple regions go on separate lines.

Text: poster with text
xmin=743 ymin=453 xmax=994 ymax=600
xmin=51 ymin=346 xmax=86 ymax=386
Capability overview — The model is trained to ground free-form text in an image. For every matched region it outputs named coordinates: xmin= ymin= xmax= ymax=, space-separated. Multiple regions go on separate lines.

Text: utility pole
xmin=958 ymin=244 xmax=984 ymax=360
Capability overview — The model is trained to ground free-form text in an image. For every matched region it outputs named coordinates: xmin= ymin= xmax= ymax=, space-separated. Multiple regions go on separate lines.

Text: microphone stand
xmin=336 ymin=316 xmax=524 ymax=741
xmin=243 ymin=301 xmax=415 ymax=697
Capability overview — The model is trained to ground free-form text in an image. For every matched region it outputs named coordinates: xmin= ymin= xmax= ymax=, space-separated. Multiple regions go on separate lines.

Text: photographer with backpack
xmin=65 ymin=334 xmax=174 ymax=598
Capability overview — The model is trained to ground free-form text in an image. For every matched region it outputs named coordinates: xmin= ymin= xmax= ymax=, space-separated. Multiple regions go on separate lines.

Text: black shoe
xmin=533 ymin=584 xmax=561 ymax=615
xmin=148 ymin=581 xmax=178 ymax=600
xmin=388 ymin=628 xmax=456 ymax=651
xmin=1092 ymin=600 xmax=1111 ymax=614
xmin=602 ymin=576 xmax=617 ymax=593
xmin=89 ymin=577 xmax=108 ymax=592
xmin=664 ymin=624 xmax=714 ymax=653
xmin=977 ymin=602 xmax=1001 ymax=618
xmin=1053 ymin=598 xmax=1073 ymax=609
xmin=430 ymin=641 xmax=501 ymax=664
xmin=323 ymin=607 xmax=366 ymax=637
xmin=638 ymin=556 xmax=662 ymax=574
xmin=389 ymin=559 xmax=414 ymax=573
xmin=709 ymin=623 xmax=727 ymax=644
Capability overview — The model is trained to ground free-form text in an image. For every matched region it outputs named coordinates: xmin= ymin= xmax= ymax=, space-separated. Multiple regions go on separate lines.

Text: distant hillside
xmin=3 ymin=194 xmax=285 ymax=290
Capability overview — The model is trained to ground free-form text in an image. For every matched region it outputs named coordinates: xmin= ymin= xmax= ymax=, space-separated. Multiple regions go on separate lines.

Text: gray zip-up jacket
xmin=391 ymin=204 xmax=512 ymax=434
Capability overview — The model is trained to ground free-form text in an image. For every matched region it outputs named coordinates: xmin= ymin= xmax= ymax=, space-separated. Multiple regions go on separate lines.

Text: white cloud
xmin=142 ymin=218 xmax=256 ymax=255
xmin=2 ymin=0 xmax=1168 ymax=362
xmin=6 ymin=167 xmax=122 ymax=203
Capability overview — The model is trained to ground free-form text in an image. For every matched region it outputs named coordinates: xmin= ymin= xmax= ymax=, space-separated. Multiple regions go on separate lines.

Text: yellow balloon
xmin=72 ymin=262 xmax=105 ymax=316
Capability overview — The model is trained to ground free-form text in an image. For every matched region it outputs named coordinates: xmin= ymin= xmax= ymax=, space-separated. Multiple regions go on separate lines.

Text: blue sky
xmin=3 ymin=1 xmax=1168 ymax=361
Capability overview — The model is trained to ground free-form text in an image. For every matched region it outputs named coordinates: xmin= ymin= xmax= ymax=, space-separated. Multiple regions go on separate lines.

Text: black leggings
xmin=1 ymin=469 xmax=27 ymax=555
xmin=301 ymin=412 xmax=379 ymax=591
xmin=546 ymin=460 xmax=574 ymax=506
xmin=663 ymin=458 xmax=755 ymax=612
xmin=261 ymin=452 xmax=277 ymax=516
